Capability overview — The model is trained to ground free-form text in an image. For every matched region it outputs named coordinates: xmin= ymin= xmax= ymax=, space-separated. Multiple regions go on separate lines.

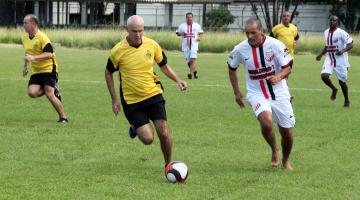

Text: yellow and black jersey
xmin=107 ymin=36 xmax=167 ymax=104
xmin=22 ymin=30 xmax=58 ymax=74
xmin=270 ymin=23 xmax=299 ymax=59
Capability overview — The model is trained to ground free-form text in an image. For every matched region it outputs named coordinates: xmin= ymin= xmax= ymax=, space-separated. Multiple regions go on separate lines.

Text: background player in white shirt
xmin=228 ymin=18 xmax=295 ymax=171
xmin=316 ymin=15 xmax=353 ymax=107
xmin=176 ymin=12 xmax=204 ymax=79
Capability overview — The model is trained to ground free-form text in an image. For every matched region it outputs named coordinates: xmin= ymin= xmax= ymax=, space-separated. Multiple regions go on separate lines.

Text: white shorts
xmin=183 ymin=49 xmax=197 ymax=63
xmin=248 ymin=95 xmax=295 ymax=128
xmin=321 ymin=64 xmax=348 ymax=82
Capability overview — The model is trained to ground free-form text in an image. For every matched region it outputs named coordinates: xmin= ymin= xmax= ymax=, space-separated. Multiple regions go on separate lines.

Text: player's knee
xmin=141 ymin=136 xmax=154 ymax=145
xmin=28 ymin=92 xmax=37 ymax=98
xmin=28 ymin=90 xmax=40 ymax=98
xmin=321 ymin=74 xmax=330 ymax=80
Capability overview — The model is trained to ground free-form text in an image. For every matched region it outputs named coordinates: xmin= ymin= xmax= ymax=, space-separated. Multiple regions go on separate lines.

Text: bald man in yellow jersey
xmin=105 ymin=15 xmax=187 ymax=168
xmin=270 ymin=11 xmax=299 ymax=61
xmin=22 ymin=14 xmax=68 ymax=123
xmin=270 ymin=11 xmax=299 ymax=101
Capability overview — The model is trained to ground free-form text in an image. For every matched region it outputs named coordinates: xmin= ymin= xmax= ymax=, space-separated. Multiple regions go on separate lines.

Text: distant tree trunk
xmin=248 ymin=0 xmax=303 ymax=30
xmin=262 ymin=0 xmax=273 ymax=30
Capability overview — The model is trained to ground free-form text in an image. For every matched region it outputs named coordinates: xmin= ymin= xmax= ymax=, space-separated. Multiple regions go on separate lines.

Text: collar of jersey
xmin=126 ymin=36 xmax=143 ymax=48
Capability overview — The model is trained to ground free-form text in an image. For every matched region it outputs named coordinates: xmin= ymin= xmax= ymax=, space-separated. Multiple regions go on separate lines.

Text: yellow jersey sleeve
xmin=153 ymin=41 xmax=164 ymax=65
xmin=109 ymin=47 xmax=119 ymax=70
xmin=39 ymin=33 xmax=51 ymax=49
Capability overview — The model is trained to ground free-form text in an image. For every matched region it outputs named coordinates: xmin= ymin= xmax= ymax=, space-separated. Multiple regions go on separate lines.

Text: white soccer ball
xmin=165 ymin=161 xmax=188 ymax=183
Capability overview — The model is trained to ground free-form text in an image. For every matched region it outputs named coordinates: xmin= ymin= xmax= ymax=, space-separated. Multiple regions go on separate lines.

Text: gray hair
xmin=245 ymin=18 xmax=262 ymax=30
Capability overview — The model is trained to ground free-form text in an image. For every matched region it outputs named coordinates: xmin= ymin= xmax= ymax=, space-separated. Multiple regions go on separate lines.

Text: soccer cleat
xmin=58 ymin=117 xmax=68 ymax=123
xmin=187 ymin=73 xmax=192 ymax=79
xmin=128 ymin=126 xmax=137 ymax=138
xmin=194 ymin=71 xmax=198 ymax=79
xmin=54 ymin=84 xmax=62 ymax=101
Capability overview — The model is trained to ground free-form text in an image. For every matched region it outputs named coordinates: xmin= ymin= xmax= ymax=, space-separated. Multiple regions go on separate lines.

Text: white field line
xmin=1 ymin=77 xmax=360 ymax=93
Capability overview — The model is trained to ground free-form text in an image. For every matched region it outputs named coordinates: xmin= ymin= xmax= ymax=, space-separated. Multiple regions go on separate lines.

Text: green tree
xmin=204 ymin=6 xmax=236 ymax=31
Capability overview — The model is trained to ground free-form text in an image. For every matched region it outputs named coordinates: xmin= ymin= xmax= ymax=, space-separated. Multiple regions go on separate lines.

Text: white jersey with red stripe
xmin=228 ymin=36 xmax=292 ymax=100
xmin=176 ymin=22 xmax=203 ymax=51
xmin=323 ymin=28 xmax=353 ymax=68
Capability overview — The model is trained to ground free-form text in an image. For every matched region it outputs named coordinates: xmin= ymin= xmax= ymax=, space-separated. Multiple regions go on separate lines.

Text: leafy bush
xmin=204 ymin=6 xmax=236 ymax=31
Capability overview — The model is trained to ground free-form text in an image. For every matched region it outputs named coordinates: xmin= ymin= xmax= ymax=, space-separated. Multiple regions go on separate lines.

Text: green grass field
xmin=0 ymin=44 xmax=359 ymax=199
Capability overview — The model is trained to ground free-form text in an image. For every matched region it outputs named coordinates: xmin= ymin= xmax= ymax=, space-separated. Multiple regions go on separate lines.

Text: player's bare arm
xmin=316 ymin=47 xmax=327 ymax=61
xmin=228 ymin=65 xmax=245 ymax=108
xmin=266 ymin=65 xmax=291 ymax=85
xmin=175 ymin=32 xmax=184 ymax=37
xmin=24 ymin=52 xmax=52 ymax=62
xmin=336 ymin=41 xmax=353 ymax=55
xmin=160 ymin=64 xmax=188 ymax=91
xmin=105 ymin=68 xmax=120 ymax=115
xmin=197 ymin=32 xmax=204 ymax=41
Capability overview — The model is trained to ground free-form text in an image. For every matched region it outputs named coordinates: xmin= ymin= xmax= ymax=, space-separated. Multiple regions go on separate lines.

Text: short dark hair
xmin=186 ymin=12 xmax=193 ymax=17
xmin=245 ymin=18 xmax=262 ymax=30
xmin=26 ymin=14 xmax=40 ymax=26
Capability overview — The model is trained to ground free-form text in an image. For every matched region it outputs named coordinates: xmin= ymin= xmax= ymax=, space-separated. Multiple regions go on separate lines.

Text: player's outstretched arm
xmin=160 ymin=64 xmax=187 ymax=91
xmin=228 ymin=65 xmax=245 ymax=108
xmin=105 ymin=68 xmax=120 ymax=115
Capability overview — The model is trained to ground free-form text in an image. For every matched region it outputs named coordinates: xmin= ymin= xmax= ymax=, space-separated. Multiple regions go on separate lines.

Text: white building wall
xmin=136 ymin=3 xmax=332 ymax=32
xmin=50 ymin=2 xmax=333 ymax=32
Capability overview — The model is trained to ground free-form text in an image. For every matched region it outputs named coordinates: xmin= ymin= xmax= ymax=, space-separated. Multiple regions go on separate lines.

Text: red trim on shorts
xmin=252 ymin=47 xmax=269 ymax=99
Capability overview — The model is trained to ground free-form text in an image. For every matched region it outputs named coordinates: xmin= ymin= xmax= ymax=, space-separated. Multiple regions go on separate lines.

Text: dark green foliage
xmin=204 ymin=6 xmax=235 ymax=31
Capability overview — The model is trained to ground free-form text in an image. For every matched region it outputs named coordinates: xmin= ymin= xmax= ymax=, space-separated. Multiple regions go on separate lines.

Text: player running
xmin=316 ymin=15 xmax=353 ymax=107
xmin=228 ymin=18 xmax=295 ymax=171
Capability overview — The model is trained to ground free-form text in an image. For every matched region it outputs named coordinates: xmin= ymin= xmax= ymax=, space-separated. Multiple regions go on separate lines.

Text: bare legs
xmin=28 ymin=84 xmax=67 ymax=119
xmin=187 ymin=58 xmax=198 ymax=79
xmin=257 ymin=111 xmax=293 ymax=171
xmin=135 ymin=120 xmax=172 ymax=165
xmin=321 ymin=73 xmax=350 ymax=107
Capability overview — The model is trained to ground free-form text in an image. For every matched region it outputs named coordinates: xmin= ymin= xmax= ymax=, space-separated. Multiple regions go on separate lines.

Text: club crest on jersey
xmin=33 ymin=44 xmax=40 ymax=50
xmin=145 ymin=50 xmax=152 ymax=60
xmin=265 ymin=50 xmax=274 ymax=62
xmin=283 ymin=48 xmax=290 ymax=57
xmin=254 ymin=103 xmax=261 ymax=111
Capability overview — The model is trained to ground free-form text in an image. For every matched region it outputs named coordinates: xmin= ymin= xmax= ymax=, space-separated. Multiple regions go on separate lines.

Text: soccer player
xmin=228 ymin=18 xmax=295 ymax=171
xmin=105 ymin=15 xmax=188 ymax=167
xmin=270 ymin=11 xmax=299 ymax=61
xmin=176 ymin=12 xmax=204 ymax=79
xmin=270 ymin=11 xmax=299 ymax=101
xmin=22 ymin=14 xmax=68 ymax=123
xmin=316 ymin=15 xmax=353 ymax=107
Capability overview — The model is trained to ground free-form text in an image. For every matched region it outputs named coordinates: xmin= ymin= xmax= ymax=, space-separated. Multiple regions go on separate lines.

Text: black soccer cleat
xmin=194 ymin=71 xmax=198 ymax=79
xmin=128 ymin=126 xmax=137 ymax=138
xmin=58 ymin=117 xmax=68 ymax=123
xmin=187 ymin=73 xmax=192 ymax=79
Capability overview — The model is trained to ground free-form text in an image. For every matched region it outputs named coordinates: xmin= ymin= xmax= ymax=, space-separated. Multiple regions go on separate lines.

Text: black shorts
xmin=28 ymin=72 xmax=58 ymax=88
xmin=122 ymin=94 xmax=167 ymax=129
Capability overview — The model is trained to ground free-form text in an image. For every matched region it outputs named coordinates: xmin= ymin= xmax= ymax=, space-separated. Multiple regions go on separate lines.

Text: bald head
xmin=127 ymin=15 xmax=144 ymax=28
xmin=126 ymin=15 xmax=144 ymax=46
